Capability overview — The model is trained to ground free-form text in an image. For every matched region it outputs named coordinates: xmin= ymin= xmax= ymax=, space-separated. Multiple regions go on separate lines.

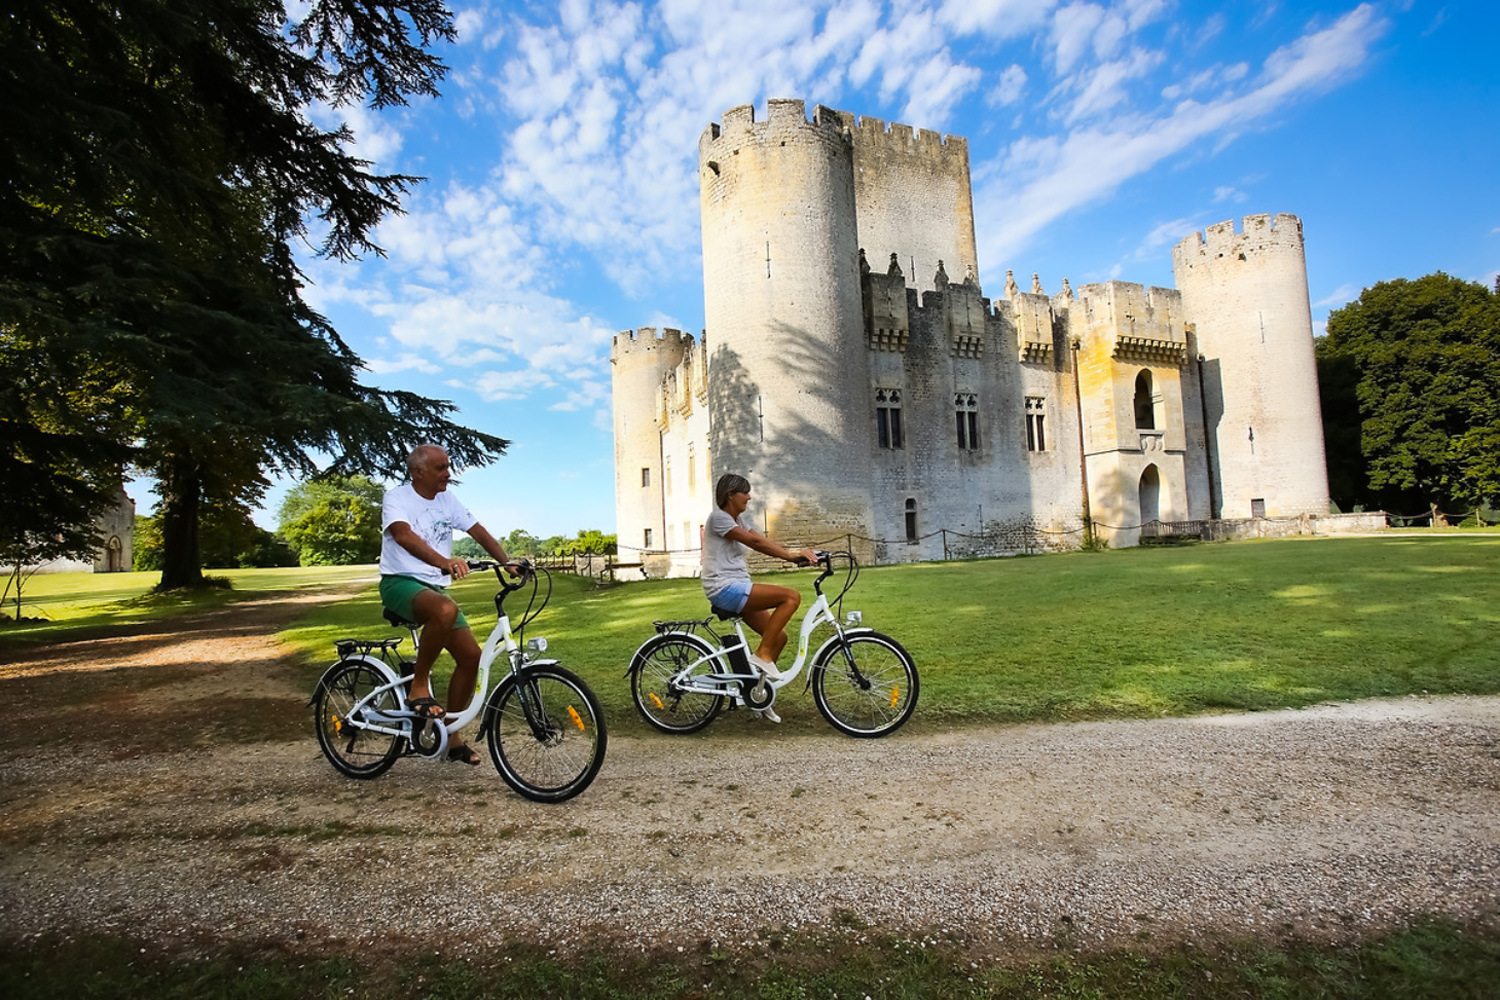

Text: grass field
xmin=278 ymin=534 xmax=1500 ymax=731
xmin=0 ymin=564 xmax=377 ymax=644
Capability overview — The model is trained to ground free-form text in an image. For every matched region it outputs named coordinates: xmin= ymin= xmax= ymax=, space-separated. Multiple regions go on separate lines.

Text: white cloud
xmin=1050 ymin=3 xmax=1108 ymax=74
xmin=990 ymin=64 xmax=1029 ymax=106
xmin=1063 ymin=47 xmax=1162 ymax=123
xmin=980 ymin=3 xmax=1390 ymax=266
xmin=1213 ymin=185 xmax=1248 ymax=203
xmin=363 ymin=352 xmax=444 ymax=376
xmin=937 ymin=0 xmax=1058 ymax=37
xmin=1313 ymin=283 xmax=1360 ymax=308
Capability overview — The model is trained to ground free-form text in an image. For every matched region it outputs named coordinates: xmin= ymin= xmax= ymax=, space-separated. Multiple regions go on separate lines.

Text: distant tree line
xmin=132 ymin=473 xmax=616 ymax=569
xmin=1317 ymin=272 xmax=1500 ymax=520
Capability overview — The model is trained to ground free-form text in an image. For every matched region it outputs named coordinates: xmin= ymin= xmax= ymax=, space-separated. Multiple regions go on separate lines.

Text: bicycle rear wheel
xmin=485 ymin=665 xmax=606 ymax=803
xmin=812 ymin=632 xmax=919 ymax=738
xmin=314 ymin=661 xmax=403 ymax=778
xmin=629 ymin=634 xmax=724 ymax=734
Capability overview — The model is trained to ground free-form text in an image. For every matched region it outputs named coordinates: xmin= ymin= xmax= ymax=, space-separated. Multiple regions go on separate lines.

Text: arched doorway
xmin=106 ymin=536 xmax=124 ymax=572
xmin=1138 ymin=465 xmax=1161 ymax=526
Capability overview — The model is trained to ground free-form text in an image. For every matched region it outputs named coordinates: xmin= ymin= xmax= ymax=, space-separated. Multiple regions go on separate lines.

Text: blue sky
xmin=129 ymin=0 xmax=1499 ymax=540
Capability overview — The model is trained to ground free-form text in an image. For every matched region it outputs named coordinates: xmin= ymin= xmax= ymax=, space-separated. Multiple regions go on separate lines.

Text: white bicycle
xmin=311 ymin=561 xmax=606 ymax=802
xmin=625 ymin=551 xmax=918 ymax=737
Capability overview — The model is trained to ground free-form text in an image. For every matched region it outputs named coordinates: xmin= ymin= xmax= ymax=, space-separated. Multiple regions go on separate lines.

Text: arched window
xmin=1139 ymin=465 xmax=1162 ymax=525
xmin=1134 ymin=371 xmax=1156 ymax=430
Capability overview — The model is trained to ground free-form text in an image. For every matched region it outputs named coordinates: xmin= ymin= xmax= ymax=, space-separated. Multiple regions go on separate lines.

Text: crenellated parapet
xmin=1002 ymin=286 xmax=1056 ymax=365
xmin=862 ymin=251 xmax=911 ymax=352
xmin=1072 ymin=283 xmax=1188 ymax=366
xmin=940 ymin=268 xmax=987 ymax=359
xmin=849 ymin=111 xmax=969 ymax=163
xmin=699 ymin=98 xmax=849 ymax=155
xmin=1172 ymin=213 xmax=1305 ymax=271
xmin=611 ymin=326 xmax=694 ymax=365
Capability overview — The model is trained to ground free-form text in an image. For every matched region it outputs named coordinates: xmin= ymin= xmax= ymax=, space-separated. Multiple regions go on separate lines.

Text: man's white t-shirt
xmin=700 ymin=507 xmax=750 ymax=596
xmin=380 ymin=484 xmax=477 ymax=585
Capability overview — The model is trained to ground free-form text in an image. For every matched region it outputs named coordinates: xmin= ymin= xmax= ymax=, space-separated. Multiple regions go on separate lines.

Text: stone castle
xmin=611 ymin=99 xmax=1329 ymax=577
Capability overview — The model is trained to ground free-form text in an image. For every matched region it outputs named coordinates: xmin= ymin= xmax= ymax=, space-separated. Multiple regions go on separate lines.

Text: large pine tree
xmin=1 ymin=1 xmax=506 ymax=588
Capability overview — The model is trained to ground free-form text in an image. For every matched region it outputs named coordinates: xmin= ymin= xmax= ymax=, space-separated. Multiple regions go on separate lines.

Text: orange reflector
xmin=568 ymin=705 xmax=585 ymax=731
xmin=648 ymin=693 xmax=665 ymax=710
xmin=890 ymin=687 xmax=900 ymax=708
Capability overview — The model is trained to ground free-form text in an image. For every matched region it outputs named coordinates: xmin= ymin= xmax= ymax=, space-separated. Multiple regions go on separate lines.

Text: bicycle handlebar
xmin=466 ymin=558 xmax=534 ymax=591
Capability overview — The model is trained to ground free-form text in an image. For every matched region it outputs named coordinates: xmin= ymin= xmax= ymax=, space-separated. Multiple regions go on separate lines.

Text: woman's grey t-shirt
xmin=700 ymin=507 xmax=749 ymax=596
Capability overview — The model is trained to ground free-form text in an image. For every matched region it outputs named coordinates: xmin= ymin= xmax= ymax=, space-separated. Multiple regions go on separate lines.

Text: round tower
xmin=698 ymin=99 xmax=870 ymax=541
xmin=611 ymin=327 xmax=691 ymax=555
xmin=1172 ymin=213 xmax=1329 ymax=519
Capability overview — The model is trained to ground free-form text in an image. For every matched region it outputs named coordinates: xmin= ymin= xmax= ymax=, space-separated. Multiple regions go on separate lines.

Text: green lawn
xmin=277 ymin=535 xmax=1500 ymax=731
xmin=0 ymin=564 xmax=377 ymax=645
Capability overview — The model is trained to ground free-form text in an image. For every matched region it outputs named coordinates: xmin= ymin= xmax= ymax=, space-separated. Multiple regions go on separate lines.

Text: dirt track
xmin=1 ymin=589 xmax=1497 ymax=960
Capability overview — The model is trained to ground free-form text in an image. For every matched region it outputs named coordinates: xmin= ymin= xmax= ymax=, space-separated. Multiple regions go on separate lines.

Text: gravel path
xmin=1 ymin=589 xmax=1497 ymax=961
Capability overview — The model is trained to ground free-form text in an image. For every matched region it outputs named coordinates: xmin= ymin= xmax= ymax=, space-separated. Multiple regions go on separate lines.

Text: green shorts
xmin=378 ymin=575 xmax=469 ymax=630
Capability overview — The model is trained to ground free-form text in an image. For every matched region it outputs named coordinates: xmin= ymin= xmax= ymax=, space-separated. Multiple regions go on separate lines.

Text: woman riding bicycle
xmin=701 ymin=474 xmax=816 ymax=723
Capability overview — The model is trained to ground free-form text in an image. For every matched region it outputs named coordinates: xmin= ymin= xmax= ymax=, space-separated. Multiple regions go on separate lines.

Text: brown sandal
xmin=447 ymin=743 xmax=481 ymax=766
xmin=407 ymin=697 xmax=446 ymax=720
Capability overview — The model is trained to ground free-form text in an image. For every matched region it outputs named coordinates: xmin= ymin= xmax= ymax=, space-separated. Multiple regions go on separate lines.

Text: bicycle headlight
xmin=527 ymin=636 xmax=548 ymax=654
xmin=845 ymin=611 xmax=863 ymax=626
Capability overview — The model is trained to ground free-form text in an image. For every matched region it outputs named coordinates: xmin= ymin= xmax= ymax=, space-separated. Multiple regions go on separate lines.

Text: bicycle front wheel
xmin=486 ymin=666 xmax=606 ymax=803
xmin=630 ymin=633 xmax=724 ymax=734
xmin=314 ymin=661 xmax=403 ymax=778
xmin=812 ymin=632 xmax=919 ymax=738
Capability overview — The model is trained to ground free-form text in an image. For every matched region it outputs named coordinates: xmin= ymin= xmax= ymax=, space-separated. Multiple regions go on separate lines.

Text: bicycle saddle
xmin=383 ymin=608 xmax=420 ymax=629
xmin=709 ymin=606 xmax=741 ymax=622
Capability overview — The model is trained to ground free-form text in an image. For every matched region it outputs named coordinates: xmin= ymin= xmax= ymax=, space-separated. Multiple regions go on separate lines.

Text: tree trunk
xmin=158 ymin=462 xmax=205 ymax=589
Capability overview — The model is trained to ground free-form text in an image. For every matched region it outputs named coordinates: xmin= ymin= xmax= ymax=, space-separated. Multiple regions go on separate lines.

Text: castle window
xmin=876 ymin=388 xmax=903 ymax=449
xmin=1251 ymin=498 xmax=1266 ymax=519
xmin=644 ymin=528 xmax=653 ymax=549
xmin=1134 ymin=371 xmax=1156 ymax=430
xmin=687 ymin=443 xmax=696 ymax=493
xmin=641 ymin=467 xmax=651 ymax=488
xmin=905 ymin=498 xmax=918 ymax=543
xmin=955 ymin=393 xmax=979 ymax=451
xmin=1025 ymin=397 xmax=1047 ymax=452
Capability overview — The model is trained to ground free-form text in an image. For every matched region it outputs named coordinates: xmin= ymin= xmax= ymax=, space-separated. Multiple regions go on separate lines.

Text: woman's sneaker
xmin=753 ymin=656 xmax=784 ymax=681
xmin=752 ymin=705 xmax=782 ymax=724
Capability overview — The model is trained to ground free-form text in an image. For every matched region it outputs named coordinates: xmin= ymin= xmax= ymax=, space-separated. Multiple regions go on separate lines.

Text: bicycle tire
xmin=629 ymin=633 xmax=724 ymax=734
xmin=314 ymin=660 xmax=404 ymax=778
xmin=812 ymin=631 xmax=919 ymax=738
xmin=485 ymin=665 xmax=606 ymax=803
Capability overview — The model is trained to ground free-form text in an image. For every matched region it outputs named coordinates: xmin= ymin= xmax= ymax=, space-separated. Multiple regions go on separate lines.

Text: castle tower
xmin=698 ymin=99 xmax=871 ymax=542
xmin=611 ymin=327 xmax=692 ymax=555
xmin=848 ymin=114 xmax=978 ymax=294
xmin=1173 ymin=214 xmax=1329 ymax=519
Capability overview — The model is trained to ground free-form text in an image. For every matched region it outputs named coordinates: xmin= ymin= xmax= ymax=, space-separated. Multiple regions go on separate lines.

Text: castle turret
xmin=611 ymin=327 xmax=692 ymax=554
xmin=698 ymin=99 xmax=871 ymax=543
xmin=1173 ymin=214 xmax=1329 ymax=519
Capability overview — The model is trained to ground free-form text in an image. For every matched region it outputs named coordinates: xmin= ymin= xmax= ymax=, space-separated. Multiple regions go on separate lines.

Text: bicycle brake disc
xmin=410 ymin=719 xmax=443 ymax=756
xmin=743 ymin=678 xmax=775 ymax=711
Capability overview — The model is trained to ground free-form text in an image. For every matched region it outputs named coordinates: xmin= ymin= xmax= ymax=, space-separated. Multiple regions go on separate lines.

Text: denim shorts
xmin=707 ymin=578 xmax=751 ymax=615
